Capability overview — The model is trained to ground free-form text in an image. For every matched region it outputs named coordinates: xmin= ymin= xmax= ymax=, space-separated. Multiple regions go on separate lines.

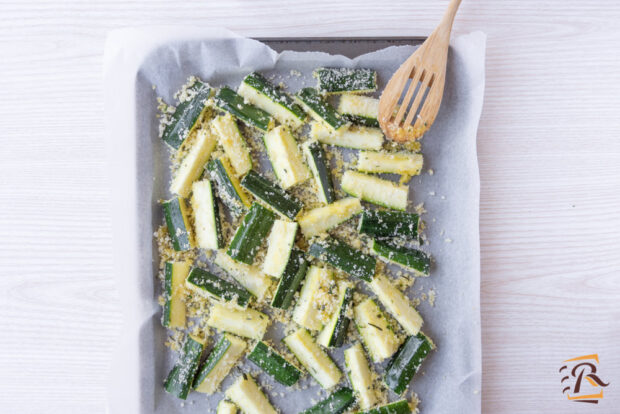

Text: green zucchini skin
xmin=308 ymin=238 xmax=376 ymax=281
xmin=357 ymin=399 xmax=412 ymax=414
xmin=192 ymin=335 xmax=232 ymax=389
xmin=271 ymin=248 xmax=308 ymax=309
xmin=358 ymin=210 xmax=420 ymax=240
xmin=191 ymin=180 xmax=223 ymax=250
xmin=313 ymin=68 xmax=377 ymax=94
xmin=162 ymin=262 xmax=174 ymax=327
xmin=326 ymin=287 xmax=353 ymax=348
xmin=240 ymin=170 xmax=302 ymax=220
xmin=164 ymin=335 xmax=204 ymax=399
xmin=162 ymin=81 xmax=211 ymax=150
xmin=227 ymin=203 xmax=276 ymax=264
xmin=371 ymin=240 xmax=430 ymax=276
xmin=342 ymin=114 xmax=380 ymax=128
xmin=296 ymin=88 xmax=346 ymax=130
xmin=242 ymin=72 xmax=306 ymax=120
xmin=162 ymin=197 xmax=192 ymax=251
xmin=300 ymin=387 xmax=355 ymax=414
xmin=247 ymin=341 xmax=301 ymax=386
xmin=162 ymin=262 xmax=181 ymax=328
xmin=207 ymin=182 xmax=224 ymax=247
xmin=206 ymin=158 xmax=247 ymax=216
xmin=384 ymin=333 xmax=432 ymax=395
xmin=303 ymin=141 xmax=335 ymax=204
xmin=186 ymin=267 xmax=251 ymax=307
xmin=214 ymin=86 xmax=274 ymax=131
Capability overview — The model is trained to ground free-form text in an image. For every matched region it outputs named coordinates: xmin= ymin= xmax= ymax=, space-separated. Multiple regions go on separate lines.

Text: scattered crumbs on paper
xmin=428 ymin=168 xmax=434 ymax=175
xmin=428 ymin=289 xmax=436 ymax=307
xmin=441 ymin=195 xmax=446 ymax=200
xmin=444 ymin=238 xmax=453 ymax=243
xmin=432 ymin=218 xmax=436 ymax=222
xmin=414 ymin=202 xmax=426 ymax=215
xmin=440 ymin=229 xmax=445 ymax=236
xmin=429 ymin=191 xmax=436 ymax=196
xmin=152 ymin=84 xmax=156 ymax=90
xmin=180 ymin=402 xmax=185 ymax=408
xmin=473 ymin=389 xmax=480 ymax=395
xmin=290 ymin=69 xmax=301 ymax=77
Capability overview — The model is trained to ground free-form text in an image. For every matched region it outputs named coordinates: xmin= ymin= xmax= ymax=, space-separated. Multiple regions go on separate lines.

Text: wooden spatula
xmin=379 ymin=0 xmax=462 ymax=142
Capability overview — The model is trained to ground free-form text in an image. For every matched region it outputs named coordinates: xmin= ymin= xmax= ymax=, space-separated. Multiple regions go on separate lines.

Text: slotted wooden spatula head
xmin=379 ymin=0 xmax=462 ymax=142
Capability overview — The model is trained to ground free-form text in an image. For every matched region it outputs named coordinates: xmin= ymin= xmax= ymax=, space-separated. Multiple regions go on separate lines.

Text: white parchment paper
xmin=103 ymin=27 xmax=485 ymax=414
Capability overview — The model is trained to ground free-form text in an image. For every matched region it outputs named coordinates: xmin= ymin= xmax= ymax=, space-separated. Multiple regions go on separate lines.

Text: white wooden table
xmin=1 ymin=1 xmax=619 ymax=413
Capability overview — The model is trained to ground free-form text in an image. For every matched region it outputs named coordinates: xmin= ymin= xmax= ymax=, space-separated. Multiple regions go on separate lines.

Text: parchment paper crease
xmin=103 ymin=27 xmax=485 ymax=414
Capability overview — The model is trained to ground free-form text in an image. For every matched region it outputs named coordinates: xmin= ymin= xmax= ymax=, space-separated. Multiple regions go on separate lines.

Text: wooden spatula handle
xmin=435 ymin=0 xmax=462 ymax=41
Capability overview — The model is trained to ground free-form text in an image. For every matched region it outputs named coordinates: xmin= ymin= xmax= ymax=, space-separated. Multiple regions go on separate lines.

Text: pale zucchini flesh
xmin=298 ymin=197 xmax=362 ymax=238
xmin=170 ymin=128 xmax=217 ymax=197
xmin=162 ymin=261 xmax=190 ymax=329
xmin=357 ymin=151 xmax=423 ymax=176
xmin=344 ymin=342 xmax=380 ymax=410
xmin=211 ymin=113 xmax=253 ymax=176
xmin=214 ymin=250 xmax=272 ymax=301
xmin=217 ymin=400 xmax=238 ymax=414
xmin=341 ymin=171 xmax=408 ymax=211
xmin=225 ymin=374 xmax=277 ymax=414
xmin=207 ymin=303 xmax=269 ymax=340
xmin=292 ymin=266 xmax=336 ymax=331
xmin=310 ymin=122 xmax=383 ymax=151
xmin=338 ymin=94 xmax=380 ymax=127
xmin=262 ymin=220 xmax=298 ymax=278
xmin=263 ymin=125 xmax=311 ymax=189
xmin=191 ymin=180 xmax=222 ymax=250
xmin=354 ymin=298 xmax=401 ymax=362
xmin=369 ymin=273 xmax=423 ymax=335
xmin=193 ymin=334 xmax=247 ymax=394
xmin=283 ymin=328 xmax=342 ymax=389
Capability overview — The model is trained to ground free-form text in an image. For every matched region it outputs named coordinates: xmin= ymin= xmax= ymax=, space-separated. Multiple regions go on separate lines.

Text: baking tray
xmin=104 ymin=31 xmax=483 ymax=414
xmin=256 ymin=37 xmax=425 ymax=57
